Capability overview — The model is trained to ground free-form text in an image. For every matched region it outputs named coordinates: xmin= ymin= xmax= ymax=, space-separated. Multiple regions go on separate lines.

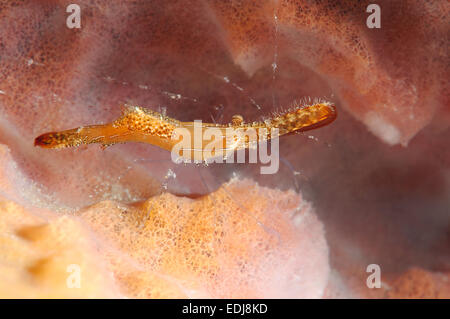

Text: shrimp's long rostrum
xmin=35 ymin=102 xmax=337 ymax=162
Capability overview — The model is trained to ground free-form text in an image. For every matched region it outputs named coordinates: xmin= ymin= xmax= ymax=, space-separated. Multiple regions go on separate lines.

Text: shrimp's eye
xmin=231 ymin=114 xmax=244 ymax=126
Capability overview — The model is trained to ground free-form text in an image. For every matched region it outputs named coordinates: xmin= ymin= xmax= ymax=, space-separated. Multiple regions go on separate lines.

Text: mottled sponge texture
xmin=0 ymin=143 xmax=329 ymax=298
xmin=0 ymin=0 xmax=448 ymax=299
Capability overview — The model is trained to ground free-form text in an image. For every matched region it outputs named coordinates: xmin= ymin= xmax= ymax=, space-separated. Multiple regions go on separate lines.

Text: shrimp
xmin=34 ymin=101 xmax=337 ymax=162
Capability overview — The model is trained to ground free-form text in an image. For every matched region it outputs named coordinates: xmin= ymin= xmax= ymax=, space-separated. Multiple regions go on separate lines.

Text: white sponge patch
xmin=363 ymin=111 xmax=401 ymax=146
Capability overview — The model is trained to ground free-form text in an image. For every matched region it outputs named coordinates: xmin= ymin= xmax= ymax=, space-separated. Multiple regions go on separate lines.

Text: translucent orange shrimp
xmin=34 ymin=101 xmax=337 ymax=162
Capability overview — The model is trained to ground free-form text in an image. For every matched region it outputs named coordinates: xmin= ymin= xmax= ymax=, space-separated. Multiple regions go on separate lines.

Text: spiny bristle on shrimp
xmin=34 ymin=101 xmax=337 ymax=162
